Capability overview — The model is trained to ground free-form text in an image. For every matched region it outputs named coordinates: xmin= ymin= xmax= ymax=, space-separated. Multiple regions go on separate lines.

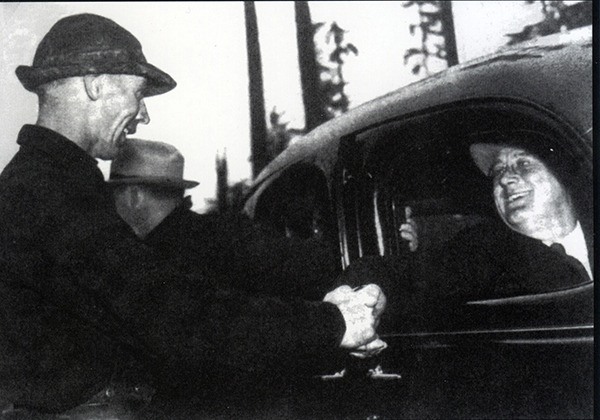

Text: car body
xmin=243 ymin=28 xmax=593 ymax=419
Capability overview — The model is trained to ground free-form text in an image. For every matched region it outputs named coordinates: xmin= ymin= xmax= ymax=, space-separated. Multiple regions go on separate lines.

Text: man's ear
xmin=83 ymin=75 xmax=102 ymax=100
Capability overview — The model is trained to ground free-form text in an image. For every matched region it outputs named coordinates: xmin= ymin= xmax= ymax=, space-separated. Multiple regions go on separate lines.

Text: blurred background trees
xmin=295 ymin=1 xmax=327 ymax=133
xmin=244 ymin=1 xmax=269 ymax=179
xmin=318 ymin=22 xmax=359 ymax=118
xmin=402 ymin=1 xmax=458 ymax=76
xmin=295 ymin=2 xmax=359 ymax=131
xmin=506 ymin=1 xmax=592 ymax=45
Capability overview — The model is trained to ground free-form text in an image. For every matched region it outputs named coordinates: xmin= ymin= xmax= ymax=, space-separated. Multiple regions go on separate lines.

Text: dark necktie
xmin=550 ymin=243 xmax=590 ymax=282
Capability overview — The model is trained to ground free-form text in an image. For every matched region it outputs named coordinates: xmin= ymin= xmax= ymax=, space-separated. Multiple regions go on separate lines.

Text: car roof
xmin=252 ymin=27 xmax=592 ymax=188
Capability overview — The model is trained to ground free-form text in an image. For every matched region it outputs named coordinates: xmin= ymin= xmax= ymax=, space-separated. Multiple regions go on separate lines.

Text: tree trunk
xmin=215 ymin=152 xmax=228 ymax=213
xmin=244 ymin=1 xmax=269 ymax=178
xmin=439 ymin=1 xmax=459 ymax=67
xmin=295 ymin=1 xmax=326 ymax=132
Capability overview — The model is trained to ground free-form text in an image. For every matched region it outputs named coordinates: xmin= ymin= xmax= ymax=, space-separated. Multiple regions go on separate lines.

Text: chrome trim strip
xmin=466 ymin=282 xmax=593 ymax=305
xmin=497 ymin=337 xmax=593 ymax=345
xmin=384 ymin=324 xmax=593 ymax=339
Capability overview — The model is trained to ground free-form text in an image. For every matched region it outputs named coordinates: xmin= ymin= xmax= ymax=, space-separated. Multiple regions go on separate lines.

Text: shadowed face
xmin=490 ymin=147 xmax=574 ymax=239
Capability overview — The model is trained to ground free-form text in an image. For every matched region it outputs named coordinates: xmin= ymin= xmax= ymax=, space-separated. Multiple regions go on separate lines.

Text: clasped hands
xmin=322 ymin=207 xmax=417 ymax=358
xmin=323 ymin=283 xmax=387 ymax=358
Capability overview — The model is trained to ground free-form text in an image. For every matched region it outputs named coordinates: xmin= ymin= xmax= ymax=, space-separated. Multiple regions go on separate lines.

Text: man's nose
xmin=498 ymin=167 xmax=519 ymax=186
xmin=136 ymin=100 xmax=150 ymax=125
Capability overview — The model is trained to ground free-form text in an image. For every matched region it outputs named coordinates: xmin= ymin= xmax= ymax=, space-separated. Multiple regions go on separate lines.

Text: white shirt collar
xmin=547 ymin=221 xmax=592 ymax=280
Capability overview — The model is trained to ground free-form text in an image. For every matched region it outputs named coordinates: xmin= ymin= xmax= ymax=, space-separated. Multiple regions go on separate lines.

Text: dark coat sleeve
xmin=147 ymin=210 xmax=342 ymax=301
xmin=227 ymin=216 xmax=342 ymax=300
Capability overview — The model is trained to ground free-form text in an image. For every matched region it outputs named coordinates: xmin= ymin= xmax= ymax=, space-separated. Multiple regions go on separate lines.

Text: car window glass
xmin=254 ymin=164 xmax=338 ymax=249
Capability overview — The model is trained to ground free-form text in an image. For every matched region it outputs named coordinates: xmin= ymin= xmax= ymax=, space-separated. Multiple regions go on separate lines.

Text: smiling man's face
xmin=491 ymin=147 xmax=574 ymax=238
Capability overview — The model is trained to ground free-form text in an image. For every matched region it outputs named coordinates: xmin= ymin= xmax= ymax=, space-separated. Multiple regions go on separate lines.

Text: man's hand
xmin=349 ymin=337 xmax=388 ymax=359
xmin=323 ymin=284 xmax=387 ymax=350
xmin=399 ymin=206 xmax=419 ymax=252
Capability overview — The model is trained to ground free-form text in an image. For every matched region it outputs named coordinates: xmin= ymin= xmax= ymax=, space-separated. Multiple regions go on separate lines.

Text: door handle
xmin=367 ymin=364 xmax=402 ymax=380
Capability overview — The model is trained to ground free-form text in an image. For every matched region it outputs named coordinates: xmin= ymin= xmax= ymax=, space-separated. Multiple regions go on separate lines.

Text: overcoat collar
xmin=17 ymin=124 xmax=102 ymax=182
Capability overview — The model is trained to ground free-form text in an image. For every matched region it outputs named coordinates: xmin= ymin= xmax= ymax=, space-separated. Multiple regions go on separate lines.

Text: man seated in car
xmin=342 ymin=129 xmax=592 ymax=329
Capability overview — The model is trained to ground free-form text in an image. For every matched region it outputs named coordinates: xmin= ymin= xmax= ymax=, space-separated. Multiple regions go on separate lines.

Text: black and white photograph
xmin=0 ymin=1 xmax=594 ymax=419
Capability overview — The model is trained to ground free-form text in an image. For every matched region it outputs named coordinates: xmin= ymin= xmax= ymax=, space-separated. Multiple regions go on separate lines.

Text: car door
xmin=330 ymin=98 xmax=593 ymax=419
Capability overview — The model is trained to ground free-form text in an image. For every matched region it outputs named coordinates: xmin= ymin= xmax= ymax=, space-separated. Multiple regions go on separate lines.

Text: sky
xmin=0 ymin=1 xmax=552 ymax=212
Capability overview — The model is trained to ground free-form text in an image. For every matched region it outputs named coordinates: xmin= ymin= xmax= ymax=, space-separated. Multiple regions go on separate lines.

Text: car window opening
xmin=350 ymin=100 xmax=592 ymax=309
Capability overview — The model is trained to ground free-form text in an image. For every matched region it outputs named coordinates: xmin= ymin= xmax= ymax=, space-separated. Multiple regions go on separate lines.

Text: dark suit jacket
xmin=420 ymin=220 xmax=591 ymax=299
xmin=341 ymin=219 xmax=592 ymax=331
xmin=0 ymin=125 xmax=346 ymax=413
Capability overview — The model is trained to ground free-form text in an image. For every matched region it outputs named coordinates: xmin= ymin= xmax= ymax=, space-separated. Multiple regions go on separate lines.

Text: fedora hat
xmin=109 ymin=139 xmax=198 ymax=189
xmin=468 ymin=129 xmax=568 ymax=177
xmin=16 ymin=13 xmax=176 ymax=96
xmin=469 ymin=129 xmax=591 ymax=221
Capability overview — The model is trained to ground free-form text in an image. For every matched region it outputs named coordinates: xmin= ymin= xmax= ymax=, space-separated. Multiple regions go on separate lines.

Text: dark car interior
xmin=253 ymin=163 xmax=340 ymax=260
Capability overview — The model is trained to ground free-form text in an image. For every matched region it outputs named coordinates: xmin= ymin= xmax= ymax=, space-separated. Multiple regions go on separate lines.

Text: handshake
xmin=323 ymin=284 xmax=387 ymax=358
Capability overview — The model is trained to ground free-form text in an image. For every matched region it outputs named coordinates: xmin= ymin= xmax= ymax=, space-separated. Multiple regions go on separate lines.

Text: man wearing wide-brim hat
xmin=469 ymin=129 xmax=590 ymax=272
xmin=467 ymin=129 xmax=592 ymax=284
xmin=108 ymin=138 xmax=199 ymax=239
xmin=0 ymin=13 xmax=386 ymax=416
